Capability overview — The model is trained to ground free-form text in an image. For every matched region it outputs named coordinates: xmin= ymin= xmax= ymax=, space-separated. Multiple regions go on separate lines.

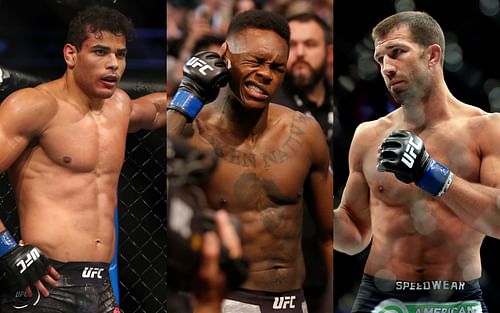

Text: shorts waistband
xmin=362 ymin=273 xmax=481 ymax=292
xmin=226 ymin=288 xmax=305 ymax=306
xmin=50 ymin=259 xmax=110 ymax=285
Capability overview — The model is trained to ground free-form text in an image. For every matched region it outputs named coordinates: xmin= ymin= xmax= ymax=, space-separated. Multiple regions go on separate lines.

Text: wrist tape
xmin=417 ymin=159 xmax=454 ymax=197
xmin=169 ymin=90 xmax=203 ymax=121
xmin=0 ymin=230 xmax=16 ymax=256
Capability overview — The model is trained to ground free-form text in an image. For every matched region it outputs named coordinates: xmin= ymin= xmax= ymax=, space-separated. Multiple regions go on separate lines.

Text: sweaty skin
xmin=167 ymin=28 xmax=333 ymax=292
xmin=343 ymin=109 xmax=494 ymax=281
xmin=0 ymin=30 xmax=165 ymax=264
xmin=335 ymin=25 xmax=500 ymax=282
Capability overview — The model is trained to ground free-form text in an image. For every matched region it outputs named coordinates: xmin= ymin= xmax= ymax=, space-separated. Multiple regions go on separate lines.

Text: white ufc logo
xmin=401 ymin=136 xmax=422 ymax=168
xmin=187 ymin=56 xmax=214 ymax=75
xmin=82 ymin=267 xmax=104 ymax=279
xmin=16 ymin=248 xmax=41 ymax=274
xmin=273 ymin=296 xmax=296 ymax=310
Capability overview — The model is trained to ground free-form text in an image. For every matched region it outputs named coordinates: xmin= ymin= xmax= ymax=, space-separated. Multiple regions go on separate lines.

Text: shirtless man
xmin=167 ymin=9 xmax=333 ymax=313
xmin=334 ymin=11 xmax=499 ymax=312
xmin=0 ymin=5 xmax=165 ymax=312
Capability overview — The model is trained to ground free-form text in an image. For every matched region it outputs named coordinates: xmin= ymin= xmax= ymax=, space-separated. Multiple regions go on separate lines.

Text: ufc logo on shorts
xmin=401 ymin=136 xmax=422 ymax=168
xmin=82 ymin=267 xmax=104 ymax=279
xmin=186 ymin=57 xmax=214 ymax=75
xmin=16 ymin=248 xmax=40 ymax=274
xmin=273 ymin=296 xmax=296 ymax=310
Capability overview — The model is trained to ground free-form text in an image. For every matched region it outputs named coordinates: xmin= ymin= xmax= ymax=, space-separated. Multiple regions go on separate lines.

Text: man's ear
xmin=63 ymin=44 xmax=77 ymax=68
xmin=428 ymin=43 xmax=442 ymax=67
xmin=219 ymin=42 xmax=228 ymax=59
xmin=219 ymin=42 xmax=231 ymax=69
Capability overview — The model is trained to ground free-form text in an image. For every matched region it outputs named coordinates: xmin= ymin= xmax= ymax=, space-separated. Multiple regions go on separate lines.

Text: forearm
xmin=167 ymin=109 xmax=189 ymax=136
xmin=321 ymin=239 xmax=333 ymax=274
xmin=0 ymin=220 xmax=6 ymax=233
xmin=333 ymin=208 xmax=371 ymax=255
xmin=441 ymin=176 xmax=500 ymax=238
xmin=129 ymin=92 xmax=167 ymax=132
xmin=152 ymin=92 xmax=167 ymax=129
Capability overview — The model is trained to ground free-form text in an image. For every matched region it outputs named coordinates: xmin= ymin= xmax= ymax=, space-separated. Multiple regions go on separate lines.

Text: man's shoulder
xmin=354 ymin=112 xmax=395 ymax=137
xmin=455 ymin=104 xmax=499 ymax=127
xmin=269 ymin=102 xmax=298 ymax=115
xmin=3 ymin=84 xmax=57 ymax=109
xmin=467 ymin=111 xmax=500 ymax=130
xmin=271 ymin=103 xmax=322 ymax=129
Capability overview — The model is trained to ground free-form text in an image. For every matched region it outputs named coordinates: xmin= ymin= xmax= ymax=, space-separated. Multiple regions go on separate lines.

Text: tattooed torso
xmin=187 ymin=104 xmax=318 ymax=291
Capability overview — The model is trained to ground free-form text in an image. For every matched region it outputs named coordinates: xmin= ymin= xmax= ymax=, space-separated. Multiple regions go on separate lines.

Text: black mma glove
xmin=0 ymin=230 xmax=50 ymax=289
xmin=377 ymin=130 xmax=454 ymax=196
xmin=168 ymin=51 xmax=231 ymax=121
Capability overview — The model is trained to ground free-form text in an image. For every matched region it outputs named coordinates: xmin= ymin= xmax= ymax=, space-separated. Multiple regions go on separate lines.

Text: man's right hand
xmin=0 ymin=231 xmax=59 ymax=297
xmin=168 ymin=51 xmax=231 ymax=121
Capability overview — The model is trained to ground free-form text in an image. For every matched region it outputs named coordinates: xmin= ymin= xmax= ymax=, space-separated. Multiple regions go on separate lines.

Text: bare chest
xmin=364 ymin=129 xmax=480 ymax=206
xmin=190 ymin=127 xmax=311 ymax=212
xmin=36 ymin=112 xmax=129 ymax=173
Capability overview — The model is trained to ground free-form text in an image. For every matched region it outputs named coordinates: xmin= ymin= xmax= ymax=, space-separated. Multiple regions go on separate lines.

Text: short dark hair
xmin=67 ymin=5 xmax=136 ymax=50
xmin=288 ymin=13 xmax=332 ymax=45
xmin=227 ymin=9 xmax=290 ymax=46
xmin=372 ymin=11 xmax=445 ymax=64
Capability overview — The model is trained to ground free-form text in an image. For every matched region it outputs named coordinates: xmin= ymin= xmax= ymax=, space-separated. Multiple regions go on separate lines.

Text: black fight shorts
xmin=0 ymin=259 xmax=119 ymax=313
xmin=222 ymin=288 xmax=308 ymax=313
xmin=351 ymin=274 xmax=488 ymax=313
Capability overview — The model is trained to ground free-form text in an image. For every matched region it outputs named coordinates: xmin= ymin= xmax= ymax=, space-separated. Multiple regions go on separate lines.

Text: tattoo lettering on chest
xmin=202 ymin=113 xmax=306 ymax=169
xmin=261 ymin=114 xmax=306 ymax=169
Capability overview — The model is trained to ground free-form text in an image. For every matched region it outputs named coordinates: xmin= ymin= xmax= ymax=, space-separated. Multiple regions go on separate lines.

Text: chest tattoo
xmin=233 ymin=173 xmax=281 ymax=211
xmin=201 ymin=113 xmax=307 ymax=169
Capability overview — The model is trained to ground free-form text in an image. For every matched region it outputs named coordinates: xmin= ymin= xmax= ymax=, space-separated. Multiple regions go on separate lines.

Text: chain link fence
xmin=0 ymin=128 xmax=166 ymax=312
xmin=119 ymin=129 xmax=166 ymax=312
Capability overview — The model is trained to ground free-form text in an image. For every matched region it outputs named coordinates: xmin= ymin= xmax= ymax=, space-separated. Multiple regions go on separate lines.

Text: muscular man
xmin=271 ymin=13 xmax=334 ymax=312
xmin=334 ymin=11 xmax=499 ymax=312
xmin=167 ymin=9 xmax=333 ymax=313
xmin=0 ymin=5 xmax=165 ymax=312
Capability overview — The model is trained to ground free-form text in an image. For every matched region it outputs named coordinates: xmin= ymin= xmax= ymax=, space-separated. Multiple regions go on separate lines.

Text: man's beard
xmin=288 ymin=59 xmax=327 ymax=93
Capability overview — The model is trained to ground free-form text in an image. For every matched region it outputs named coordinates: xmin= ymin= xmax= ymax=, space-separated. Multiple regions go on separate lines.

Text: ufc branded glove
xmin=377 ymin=130 xmax=454 ymax=196
xmin=0 ymin=230 xmax=50 ymax=289
xmin=169 ymin=51 xmax=231 ymax=121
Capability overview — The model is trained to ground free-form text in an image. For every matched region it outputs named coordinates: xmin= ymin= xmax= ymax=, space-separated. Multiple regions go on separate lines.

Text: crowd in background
xmin=166 ymin=0 xmax=333 ymax=99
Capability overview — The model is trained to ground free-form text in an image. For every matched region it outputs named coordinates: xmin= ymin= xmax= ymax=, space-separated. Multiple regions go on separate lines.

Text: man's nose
xmin=106 ymin=54 xmax=119 ymax=71
xmin=382 ymin=58 xmax=396 ymax=76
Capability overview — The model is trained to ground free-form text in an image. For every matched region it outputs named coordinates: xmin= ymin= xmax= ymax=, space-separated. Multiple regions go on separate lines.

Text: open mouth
xmin=244 ymin=82 xmax=269 ymax=101
xmin=101 ymin=75 xmax=118 ymax=88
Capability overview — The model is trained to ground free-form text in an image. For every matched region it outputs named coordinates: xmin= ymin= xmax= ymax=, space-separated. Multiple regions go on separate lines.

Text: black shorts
xmin=351 ymin=274 xmax=488 ymax=313
xmin=222 ymin=288 xmax=308 ymax=313
xmin=0 ymin=259 xmax=119 ymax=313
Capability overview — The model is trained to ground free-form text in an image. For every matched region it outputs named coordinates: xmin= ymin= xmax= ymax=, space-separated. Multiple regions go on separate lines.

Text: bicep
xmin=305 ymin=119 xmax=333 ymax=239
xmin=129 ymin=92 xmax=166 ymax=132
xmin=336 ymin=127 xmax=373 ymax=235
xmin=478 ymin=116 xmax=500 ymax=187
xmin=479 ymin=153 xmax=500 ymax=188
xmin=0 ymin=126 xmax=31 ymax=170
xmin=337 ymin=169 xmax=371 ymax=231
xmin=306 ymin=160 xmax=333 ymax=239
xmin=0 ymin=89 xmax=52 ymax=170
